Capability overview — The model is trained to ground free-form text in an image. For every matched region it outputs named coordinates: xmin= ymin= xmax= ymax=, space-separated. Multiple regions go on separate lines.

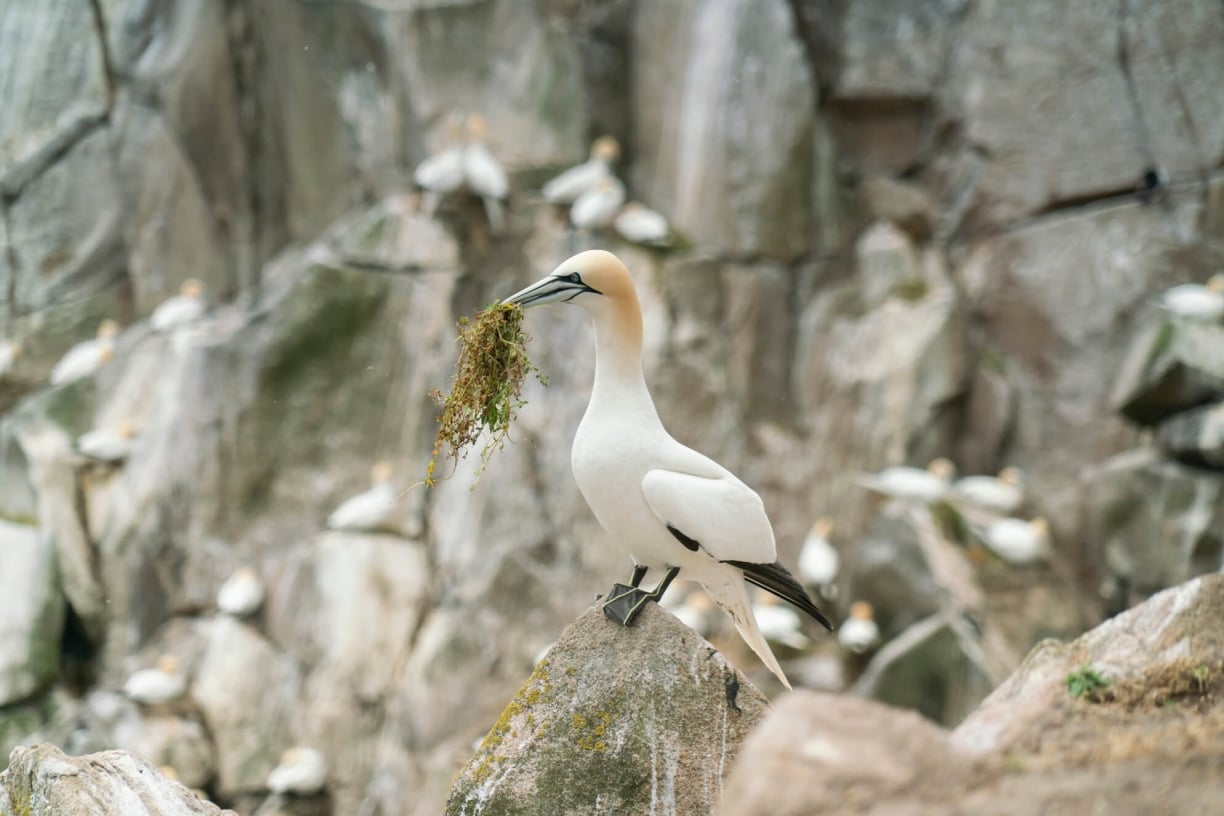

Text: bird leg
xmin=602 ymin=566 xmax=680 ymax=626
xmin=630 ymin=564 xmax=648 ymax=588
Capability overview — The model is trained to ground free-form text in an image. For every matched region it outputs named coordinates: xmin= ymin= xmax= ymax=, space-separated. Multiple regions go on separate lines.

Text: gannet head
xmin=1206 ymin=274 xmax=1224 ymax=293
xmin=181 ymin=278 xmax=204 ymax=298
xmin=466 ymin=113 xmax=488 ymax=143
xmin=503 ymin=250 xmax=637 ymax=309
xmin=809 ymin=517 xmax=835 ymax=539
xmin=927 ymin=457 xmax=956 ymax=480
xmin=117 ymin=421 xmax=139 ymax=439
xmin=997 ymin=465 xmax=1023 ymax=485
xmin=370 ymin=460 xmax=394 ymax=484
xmin=591 ymin=136 xmax=620 ymax=162
xmin=97 ymin=319 xmax=121 ymax=339
xmin=155 ymin=654 xmax=179 ymax=675
xmin=848 ymin=601 xmax=874 ymax=621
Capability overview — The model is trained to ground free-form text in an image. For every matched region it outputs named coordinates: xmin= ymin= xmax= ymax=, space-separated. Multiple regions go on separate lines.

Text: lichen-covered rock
xmin=445 ymin=602 xmax=769 ymax=816
xmin=1113 ymin=321 xmax=1224 ymax=426
xmin=0 ymin=518 xmax=62 ymax=707
xmin=0 ymin=743 xmax=233 ymax=815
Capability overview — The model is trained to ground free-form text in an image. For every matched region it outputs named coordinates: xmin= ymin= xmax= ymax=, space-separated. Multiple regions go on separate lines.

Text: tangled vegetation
xmin=427 ymin=302 xmax=546 ymax=486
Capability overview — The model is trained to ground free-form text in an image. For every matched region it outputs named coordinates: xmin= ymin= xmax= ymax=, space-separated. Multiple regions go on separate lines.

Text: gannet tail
xmin=700 ymin=567 xmax=791 ymax=690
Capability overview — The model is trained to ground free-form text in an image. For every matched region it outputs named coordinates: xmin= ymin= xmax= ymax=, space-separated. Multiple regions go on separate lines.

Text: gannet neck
xmin=587 ymin=292 xmax=653 ymax=414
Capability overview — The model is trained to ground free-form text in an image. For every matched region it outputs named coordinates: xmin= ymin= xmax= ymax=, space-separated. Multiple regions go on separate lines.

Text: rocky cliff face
xmin=2 ymin=1 xmax=1223 ymax=814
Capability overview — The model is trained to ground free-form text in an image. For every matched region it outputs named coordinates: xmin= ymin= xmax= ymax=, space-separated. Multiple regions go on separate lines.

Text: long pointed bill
xmin=503 ymin=274 xmax=601 ymax=308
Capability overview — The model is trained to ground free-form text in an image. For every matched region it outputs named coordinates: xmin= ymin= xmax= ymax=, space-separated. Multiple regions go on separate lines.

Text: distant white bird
xmin=542 ymin=136 xmax=620 ymax=204
xmin=124 ymin=655 xmax=187 ymax=705
xmin=50 ymin=320 xmax=119 ymax=386
xmin=463 ymin=113 xmax=509 ymax=231
xmin=326 ymin=461 xmax=396 ymax=532
xmin=855 ymin=458 xmax=955 ymax=504
xmin=0 ymin=340 xmax=20 ymax=380
xmin=570 ymin=176 xmax=626 ymax=231
xmin=837 ymin=601 xmax=881 ymax=655
xmin=950 ymin=466 xmax=1025 ymax=516
xmin=217 ymin=566 xmax=265 ymax=618
xmin=267 ymin=747 xmax=327 ymax=796
xmin=77 ymin=421 xmax=139 ymax=463
xmin=1160 ymin=274 xmax=1224 ymax=321
xmin=752 ymin=592 xmax=810 ymax=651
xmin=414 ymin=114 xmax=467 ymax=219
xmin=798 ymin=517 xmax=839 ymax=592
xmin=661 ymin=588 xmax=715 ymax=636
xmin=150 ymin=279 xmax=206 ymax=332
xmin=504 ymin=250 xmax=832 ymax=690
xmin=982 ymin=517 xmax=1050 ymax=565
xmin=614 ymin=202 xmax=671 ymax=246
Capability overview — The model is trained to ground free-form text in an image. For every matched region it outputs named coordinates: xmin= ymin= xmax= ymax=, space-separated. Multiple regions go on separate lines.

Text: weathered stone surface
xmin=0 ymin=519 xmax=61 ymax=707
xmin=1156 ymin=399 xmax=1224 ymax=468
xmin=445 ymin=603 xmax=769 ymax=816
xmin=1082 ymin=448 xmax=1224 ymax=607
xmin=859 ymin=176 xmax=937 ymax=241
xmin=1114 ymin=320 xmax=1224 ymax=426
xmin=112 ymin=715 xmax=217 ymax=791
xmin=833 ymin=0 xmax=967 ymax=101
xmin=854 ymin=220 xmax=924 ymax=308
xmin=0 ymin=743 xmax=232 ymax=816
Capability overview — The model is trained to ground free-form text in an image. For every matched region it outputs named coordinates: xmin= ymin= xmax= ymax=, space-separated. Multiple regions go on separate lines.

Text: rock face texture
xmin=446 ymin=602 xmax=768 ymax=816
xmin=2 ymin=1 xmax=1224 ymax=814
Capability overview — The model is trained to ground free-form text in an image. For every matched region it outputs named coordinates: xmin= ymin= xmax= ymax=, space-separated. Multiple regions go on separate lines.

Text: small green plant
xmin=427 ymin=302 xmax=546 ymax=487
xmin=1066 ymin=665 xmax=1111 ymax=700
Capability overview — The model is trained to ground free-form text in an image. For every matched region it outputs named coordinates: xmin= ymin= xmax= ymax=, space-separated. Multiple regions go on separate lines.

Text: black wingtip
xmin=726 ymin=559 xmax=834 ymax=631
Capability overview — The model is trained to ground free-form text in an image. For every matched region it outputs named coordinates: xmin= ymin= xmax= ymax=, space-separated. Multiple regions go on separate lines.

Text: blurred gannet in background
xmin=752 ymin=592 xmax=811 ymax=651
xmin=0 ymin=340 xmax=20 ymax=379
xmin=77 ymin=421 xmax=139 ymax=463
xmin=217 ymin=566 xmax=265 ymax=618
xmin=855 ymin=458 xmax=955 ymax=504
xmin=267 ymin=747 xmax=327 ymax=796
xmin=660 ymin=588 xmax=715 ymax=636
xmin=463 ymin=113 xmax=509 ymax=231
xmin=150 ymin=279 xmax=206 ymax=332
xmin=614 ymin=202 xmax=671 ymax=246
xmin=504 ymin=250 xmax=831 ymax=689
xmin=570 ymin=176 xmax=626 ymax=231
xmin=1159 ymin=274 xmax=1224 ymax=321
xmin=542 ymin=136 xmax=620 ymax=204
xmin=326 ymin=461 xmax=396 ymax=532
xmin=950 ymin=466 xmax=1025 ymax=516
xmin=982 ymin=516 xmax=1050 ymax=565
xmin=414 ymin=114 xmax=466 ymax=219
xmin=837 ymin=601 xmax=880 ymax=654
xmin=798 ymin=517 xmax=839 ymax=596
xmin=50 ymin=320 xmax=119 ymax=386
xmin=124 ymin=655 xmax=187 ymax=705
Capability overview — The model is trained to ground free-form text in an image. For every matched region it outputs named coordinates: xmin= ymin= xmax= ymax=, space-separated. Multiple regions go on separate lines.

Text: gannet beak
xmin=502 ymin=273 xmax=601 ymax=308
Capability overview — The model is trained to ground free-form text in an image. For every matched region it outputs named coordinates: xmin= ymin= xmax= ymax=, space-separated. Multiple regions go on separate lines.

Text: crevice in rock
xmin=222 ymin=0 xmax=266 ymax=297
xmin=1150 ymin=11 xmax=1210 ymax=197
xmin=783 ymin=0 xmax=845 ymax=103
xmin=1 ymin=203 xmax=17 ymax=324
xmin=1115 ymin=0 xmax=1158 ymax=174
xmin=84 ymin=0 xmax=117 ymax=109
xmin=0 ymin=113 xmax=109 ymax=201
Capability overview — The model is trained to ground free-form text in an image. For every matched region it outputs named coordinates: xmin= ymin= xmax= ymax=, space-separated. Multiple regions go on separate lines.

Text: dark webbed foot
xmin=601 ymin=566 xmax=680 ymax=626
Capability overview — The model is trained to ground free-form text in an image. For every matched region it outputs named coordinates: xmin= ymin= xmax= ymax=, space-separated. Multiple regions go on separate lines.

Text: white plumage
xmin=661 ymin=589 xmax=715 ymax=636
xmin=505 ymin=250 xmax=830 ymax=689
xmin=326 ymin=461 xmax=396 ymax=532
xmin=463 ymin=113 xmax=509 ymax=231
xmin=542 ymin=136 xmax=620 ymax=204
xmin=414 ymin=114 xmax=467 ymax=219
xmin=837 ymin=602 xmax=880 ymax=654
xmin=124 ymin=655 xmax=187 ymax=705
xmin=855 ymin=458 xmax=955 ymax=504
xmin=982 ymin=517 xmax=1049 ymax=565
xmin=752 ymin=594 xmax=810 ymax=651
xmin=614 ymin=202 xmax=671 ymax=245
xmin=77 ymin=422 xmax=138 ymax=463
xmin=150 ymin=279 xmax=206 ymax=332
xmin=1160 ymin=275 xmax=1224 ymax=321
xmin=798 ymin=517 xmax=839 ymax=589
xmin=217 ymin=566 xmax=265 ymax=617
xmin=0 ymin=340 xmax=20 ymax=380
xmin=570 ymin=177 xmax=625 ymax=230
xmin=50 ymin=320 xmax=119 ymax=386
xmin=950 ymin=466 xmax=1025 ymax=515
xmin=267 ymin=747 xmax=327 ymax=796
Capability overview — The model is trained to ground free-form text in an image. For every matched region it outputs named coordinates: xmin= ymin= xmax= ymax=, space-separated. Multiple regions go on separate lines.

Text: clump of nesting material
xmin=427 ymin=302 xmax=545 ymax=486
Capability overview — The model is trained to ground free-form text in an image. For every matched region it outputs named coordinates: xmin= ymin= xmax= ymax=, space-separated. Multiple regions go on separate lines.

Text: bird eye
xmin=567 ymin=272 xmax=581 ymax=283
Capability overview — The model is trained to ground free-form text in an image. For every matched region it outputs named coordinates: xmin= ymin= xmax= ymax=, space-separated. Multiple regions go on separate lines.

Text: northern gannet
xmin=752 ymin=592 xmax=811 ymax=651
xmin=123 ymin=655 xmax=187 ymax=705
xmin=542 ymin=136 xmax=620 ymax=204
xmin=982 ymin=516 xmax=1049 ymax=565
xmin=950 ymin=466 xmax=1025 ymax=515
xmin=414 ymin=114 xmax=467 ymax=219
xmin=798 ymin=517 xmax=839 ymax=594
xmin=855 ymin=458 xmax=955 ymax=504
xmin=614 ymin=202 xmax=672 ymax=246
xmin=50 ymin=320 xmax=119 ymax=386
xmin=267 ymin=747 xmax=327 ymax=796
xmin=837 ymin=601 xmax=880 ymax=654
xmin=1160 ymin=274 xmax=1224 ymax=321
xmin=150 ymin=279 xmax=206 ymax=332
xmin=660 ymin=588 xmax=715 ymax=636
xmin=217 ymin=566 xmax=265 ymax=618
xmin=570 ymin=176 xmax=626 ymax=231
xmin=326 ymin=461 xmax=396 ymax=532
xmin=505 ymin=250 xmax=831 ymax=689
xmin=463 ymin=113 xmax=509 ymax=231
xmin=77 ymin=421 xmax=139 ymax=463
xmin=0 ymin=340 xmax=20 ymax=380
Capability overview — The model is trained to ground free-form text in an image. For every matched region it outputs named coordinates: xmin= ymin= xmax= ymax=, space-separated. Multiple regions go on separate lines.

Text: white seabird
xmin=798 ymin=517 xmax=839 ymax=593
xmin=217 ymin=566 xmax=265 ymax=618
xmin=50 ymin=320 xmax=119 ymax=386
xmin=504 ymin=250 xmax=831 ymax=689
xmin=570 ymin=176 xmax=626 ymax=231
xmin=542 ymin=136 xmax=620 ymax=204
xmin=614 ymin=202 xmax=672 ymax=246
xmin=150 ymin=279 xmax=206 ymax=332
xmin=982 ymin=516 xmax=1050 ymax=565
xmin=463 ymin=113 xmax=509 ymax=232
xmin=123 ymin=655 xmax=187 ymax=705
xmin=855 ymin=458 xmax=955 ymax=504
xmin=660 ymin=588 xmax=715 ymax=637
xmin=1159 ymin=274 xmax=1224 ymax=322
xmin=267 ymin=747 xmax=327 ymax=796
xmin=837 ymin=601 xmax=881 ymax=655
xmin=752 ymin=592 xmax=811 ymax=651
xmin=77 ymin=421 xmax=139 ymax=463
xmin=0 ymin=340 xmax=20 ymax=380
xmin=950 ymin=466 xmax=1025 ymax=516
xmin=326 ymin=461 xmax=396 ymax=532
xmin=414 ymin=114 xmax=467 ymax=219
